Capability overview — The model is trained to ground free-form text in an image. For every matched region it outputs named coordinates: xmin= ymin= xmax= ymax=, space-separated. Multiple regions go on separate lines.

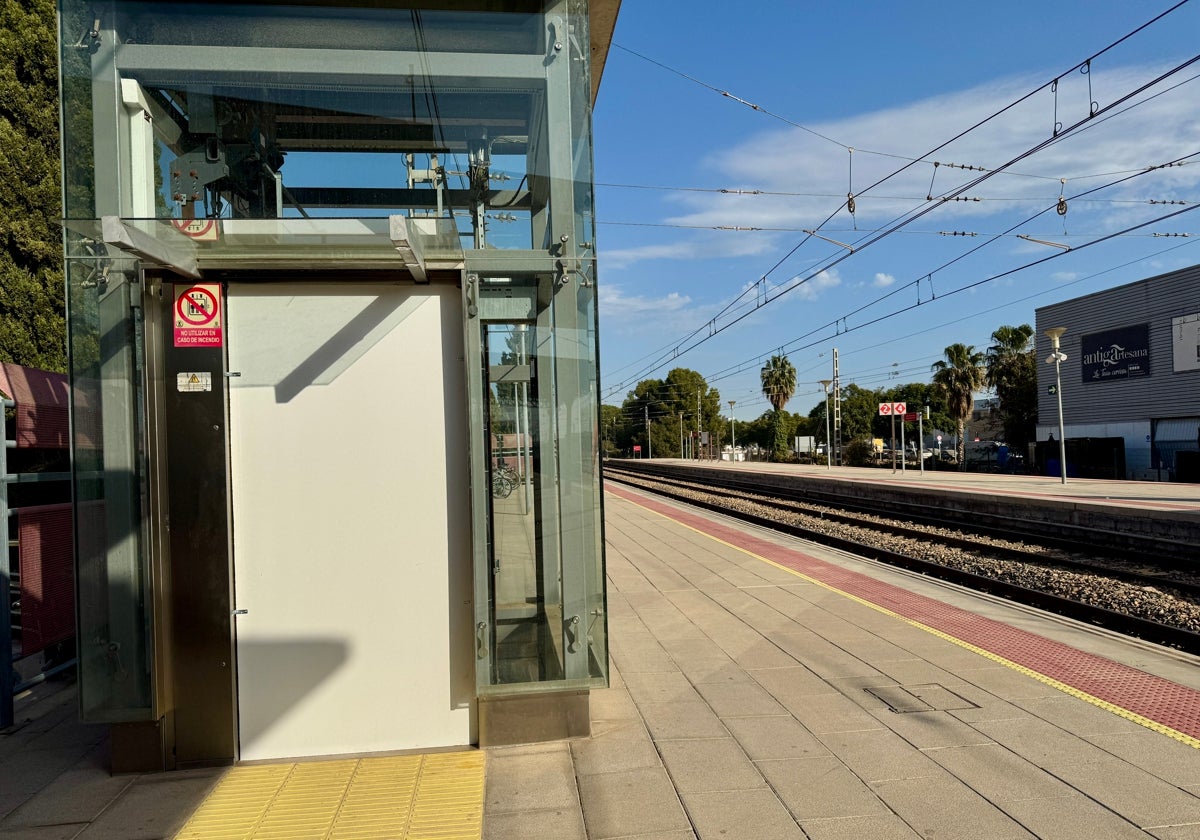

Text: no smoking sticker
xmin=174 ymin=284 xmax=223 ymax=348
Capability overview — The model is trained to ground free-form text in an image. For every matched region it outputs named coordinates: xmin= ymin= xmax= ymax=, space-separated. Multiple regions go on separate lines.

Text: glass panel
xmin=60 ymin=1 xmax=594 ymax=255
xmin=59 ymin=1 xmax=98 ymax=220
xmin=484 ymin=319 xmax=566 ymax=684
xmin=67 ymin=252 xmax=154 ymax=721
xmin=576 ymin=261 xmax=607 ymax=679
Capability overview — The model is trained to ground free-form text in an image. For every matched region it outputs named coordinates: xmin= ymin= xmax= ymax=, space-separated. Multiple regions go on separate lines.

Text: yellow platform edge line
xmin=617 ymin=491 xmax=1200 ymax=750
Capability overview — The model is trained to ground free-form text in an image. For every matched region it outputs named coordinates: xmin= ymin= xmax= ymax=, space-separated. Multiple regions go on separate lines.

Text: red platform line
xmin=608 ymin=484 xmax=1200 ymax=747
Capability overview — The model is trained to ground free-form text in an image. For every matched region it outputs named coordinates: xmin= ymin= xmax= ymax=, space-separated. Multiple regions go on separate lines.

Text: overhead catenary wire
xmin=761 ymin=234 xmax=1200 ymax=404
xmin=701 ymin=201 xmax=1199 ymax=388
xmin=602 ymin=47 xmax=1200 ymax=398
xmin=609 ymin=1 xmax=1193 ymax=184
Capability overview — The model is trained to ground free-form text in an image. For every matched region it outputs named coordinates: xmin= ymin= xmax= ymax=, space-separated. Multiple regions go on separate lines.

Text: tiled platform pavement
xmin=7 ymin=486 xmax=1200 ymax=839
xmin=0 ymin=680 xmax=224 ymax=840
xmin=485 ymin=489 xmax=1200 ymax=840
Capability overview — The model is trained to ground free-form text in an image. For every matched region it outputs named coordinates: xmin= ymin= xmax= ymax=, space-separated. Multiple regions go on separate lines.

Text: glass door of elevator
xmin=467 ymin=271 xmax=607 ymax=699
xmin=482 ymin=320 xmax=563 ymax=684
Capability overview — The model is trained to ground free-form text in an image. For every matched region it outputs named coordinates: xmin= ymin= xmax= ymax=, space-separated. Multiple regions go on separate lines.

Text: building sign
xmin=1081 ymin=324 xmax=1150 ymax=383
xmin=1173 ymin=313 xmax=1200 ymax=373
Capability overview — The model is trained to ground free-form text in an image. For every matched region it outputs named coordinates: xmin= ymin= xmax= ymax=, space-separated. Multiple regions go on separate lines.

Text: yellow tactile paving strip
xmin=174 ymin=751 xmax=485 ymax=840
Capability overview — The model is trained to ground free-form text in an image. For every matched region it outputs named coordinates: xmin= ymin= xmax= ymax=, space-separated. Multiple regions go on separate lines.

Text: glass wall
xmin=470 ymin=267 xmax=605 ymax=695
xmin=61 ymin=0 xmax=607 ymax=717
xmin=66 ymin=247 xmax=155 ymax=721
xmin=59 ymin=0 xmax=590 ymax=253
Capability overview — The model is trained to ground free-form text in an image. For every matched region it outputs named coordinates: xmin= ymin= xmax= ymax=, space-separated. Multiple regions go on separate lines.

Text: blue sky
xmin=592 ymin=0 xmax=1200 ymax=419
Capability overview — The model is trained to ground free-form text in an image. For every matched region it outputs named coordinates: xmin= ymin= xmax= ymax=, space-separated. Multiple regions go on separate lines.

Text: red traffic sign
xmin=878 ymin=401 xmax=907 ymax=416
xmin=903 ymin=412 xmax=918 ymax=421
xmin=893 ymin=402 xmax=906 ymax=415
xmin=878 ymin=402 xmax=893 ymax=416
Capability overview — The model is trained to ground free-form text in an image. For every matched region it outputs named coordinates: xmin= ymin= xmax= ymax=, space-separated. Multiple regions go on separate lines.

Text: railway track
xmin=604 ymin=465 xmax=1200 ymax=654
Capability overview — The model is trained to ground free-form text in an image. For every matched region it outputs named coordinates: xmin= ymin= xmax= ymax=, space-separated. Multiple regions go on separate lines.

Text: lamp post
xmin=728 ymin=400 xmax=736 ymax=461
xmin=1044 ymin=327 xmax=1068 ymax=484
xmin=818 ymin=379 xmax=833 ymax=470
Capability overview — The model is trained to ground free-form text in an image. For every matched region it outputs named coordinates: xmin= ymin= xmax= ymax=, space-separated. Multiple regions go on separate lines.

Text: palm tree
xmin=986 ymin=325 xmax=1037 ymax=450
xmin=931 ymin=343 xmax=986 ymax=468
xmin=760 ymin=355 xmax=797 ymax=460
xmin=986 ymin=324 xmax=1034 ymax=391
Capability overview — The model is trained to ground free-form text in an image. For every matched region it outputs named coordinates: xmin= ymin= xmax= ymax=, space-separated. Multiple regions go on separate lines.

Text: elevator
xmin=59 ymin=0 xmax=617 ymax=770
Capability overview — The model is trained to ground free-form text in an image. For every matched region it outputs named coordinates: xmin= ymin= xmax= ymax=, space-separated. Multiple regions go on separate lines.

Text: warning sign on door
xmin=176 ymin=372 xmax=213 ymax=392
xmin=174 ymin=284 xmax=223 ymax=348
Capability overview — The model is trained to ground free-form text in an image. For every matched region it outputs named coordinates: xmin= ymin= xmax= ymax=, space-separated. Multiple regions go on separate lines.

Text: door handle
xmin=565 ymin=614 xmax=581 ymax=653
xmin=476 ymin=622 xmax=488 ymax=660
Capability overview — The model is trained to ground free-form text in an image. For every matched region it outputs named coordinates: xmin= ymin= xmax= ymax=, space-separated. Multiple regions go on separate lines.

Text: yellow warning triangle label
xmin=189 ymin=374 xmax=200 ymax=384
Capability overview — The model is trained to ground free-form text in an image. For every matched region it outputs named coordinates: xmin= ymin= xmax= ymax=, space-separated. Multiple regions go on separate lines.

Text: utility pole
xmin=728 ymin=400 xmax=737 ymax=461
xmin=832 ymin=348 xmax=842 ymax=466
xmin=679 ymin=412 xmax=683 ymax=460
xmin=819 ymin=379 xmax=832 ymax=470
xmin=696 ymin=390 xmax=701 ymax=460
xmin=645 ymin=404 xmax=652 ymax=459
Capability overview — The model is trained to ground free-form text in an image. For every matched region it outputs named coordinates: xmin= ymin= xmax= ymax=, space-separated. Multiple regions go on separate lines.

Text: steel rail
xmin=607 ymin=468 xmax=1200 ymax=597
xmin=605 ymin=470 xmax=1200 ymax=655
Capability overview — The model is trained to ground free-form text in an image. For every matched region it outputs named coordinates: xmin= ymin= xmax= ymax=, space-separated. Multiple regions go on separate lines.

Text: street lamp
xmin=818 ymin=379 xmax=833 ymax=470
xmin=728 ymin=400 xmax=736 ymax=461
xmin=1044 ymin=327 xmax=1068 ymax=484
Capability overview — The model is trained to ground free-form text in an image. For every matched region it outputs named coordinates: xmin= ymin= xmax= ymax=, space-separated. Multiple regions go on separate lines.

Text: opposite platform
xmin=607 ymin=458 xmax=1200 ymax=551
xmin=613 ymin=457 xmax=1200 ymax=513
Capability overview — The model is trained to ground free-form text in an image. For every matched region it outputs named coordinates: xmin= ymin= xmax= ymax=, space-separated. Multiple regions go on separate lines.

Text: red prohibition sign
xmin=177 ymin=287 xmax=219 ymax=326
xmin=171 ymin=219 xmax=217 ymax=238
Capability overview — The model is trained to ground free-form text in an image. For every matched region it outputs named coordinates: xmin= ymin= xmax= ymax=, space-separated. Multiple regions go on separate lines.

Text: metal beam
xmin=116 ymin=44 xmax=546 ymax=90
xmin=285 ymin=187 xmax=530 ymax=211
xmin=101 ymin=217 xmax=201 ymax=279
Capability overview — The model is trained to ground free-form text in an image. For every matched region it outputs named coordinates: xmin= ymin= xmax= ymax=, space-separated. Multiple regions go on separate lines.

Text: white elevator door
xmin=227 ymin=283 xmax=474 ymax=762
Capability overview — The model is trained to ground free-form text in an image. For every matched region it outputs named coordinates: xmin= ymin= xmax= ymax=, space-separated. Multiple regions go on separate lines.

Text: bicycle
xmin=491 ymin=463 xmax=520 ymax=498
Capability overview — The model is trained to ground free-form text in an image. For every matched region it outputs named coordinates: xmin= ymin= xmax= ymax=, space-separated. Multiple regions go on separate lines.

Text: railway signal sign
xmin=878 ymin=402 xmax=906 ymax=416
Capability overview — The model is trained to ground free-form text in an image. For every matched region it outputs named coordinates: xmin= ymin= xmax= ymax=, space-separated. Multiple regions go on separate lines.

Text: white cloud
xmin=784 ymin=269 xmax=842 ymax=301
xmin=660 ymin=62 xmax=1200 ymax=236
xmin=1050 ymin=271 xmax=1079 ymax=282
xmin=599 ymin=284 xmax=692 ymax=318
xmin=874 ymin=272 xmax=896 ymax=288
xmin=598 ymin=284 xmax=729 ymax=339
xmin=601 ymin=232 xmax=775 ymax=271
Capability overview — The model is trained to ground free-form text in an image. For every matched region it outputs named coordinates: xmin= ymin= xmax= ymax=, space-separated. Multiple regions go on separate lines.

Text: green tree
xmin=0 ymin=0 xmax=65 ymax=371
xmin=760 ymin=354 xmax=797 ymax=460
xmin=735 ymin=408 xmax=807 ymax=458
xmin=931 ymin=343 xmax=986 ymax=468
xmin=986 ymin=324 xmax=1037 ymax=451
xmin=600 ymin=404 xmax=622 ymax=457
xmin=618 ymin=369 xmax=721 ymax=458
xmin=838 ymin=383 xmax=883 ymax=442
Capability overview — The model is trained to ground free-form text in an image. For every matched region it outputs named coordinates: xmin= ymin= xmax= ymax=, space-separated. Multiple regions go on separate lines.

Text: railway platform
xmin=4 ymin=482 xmax=1200 ymax=839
